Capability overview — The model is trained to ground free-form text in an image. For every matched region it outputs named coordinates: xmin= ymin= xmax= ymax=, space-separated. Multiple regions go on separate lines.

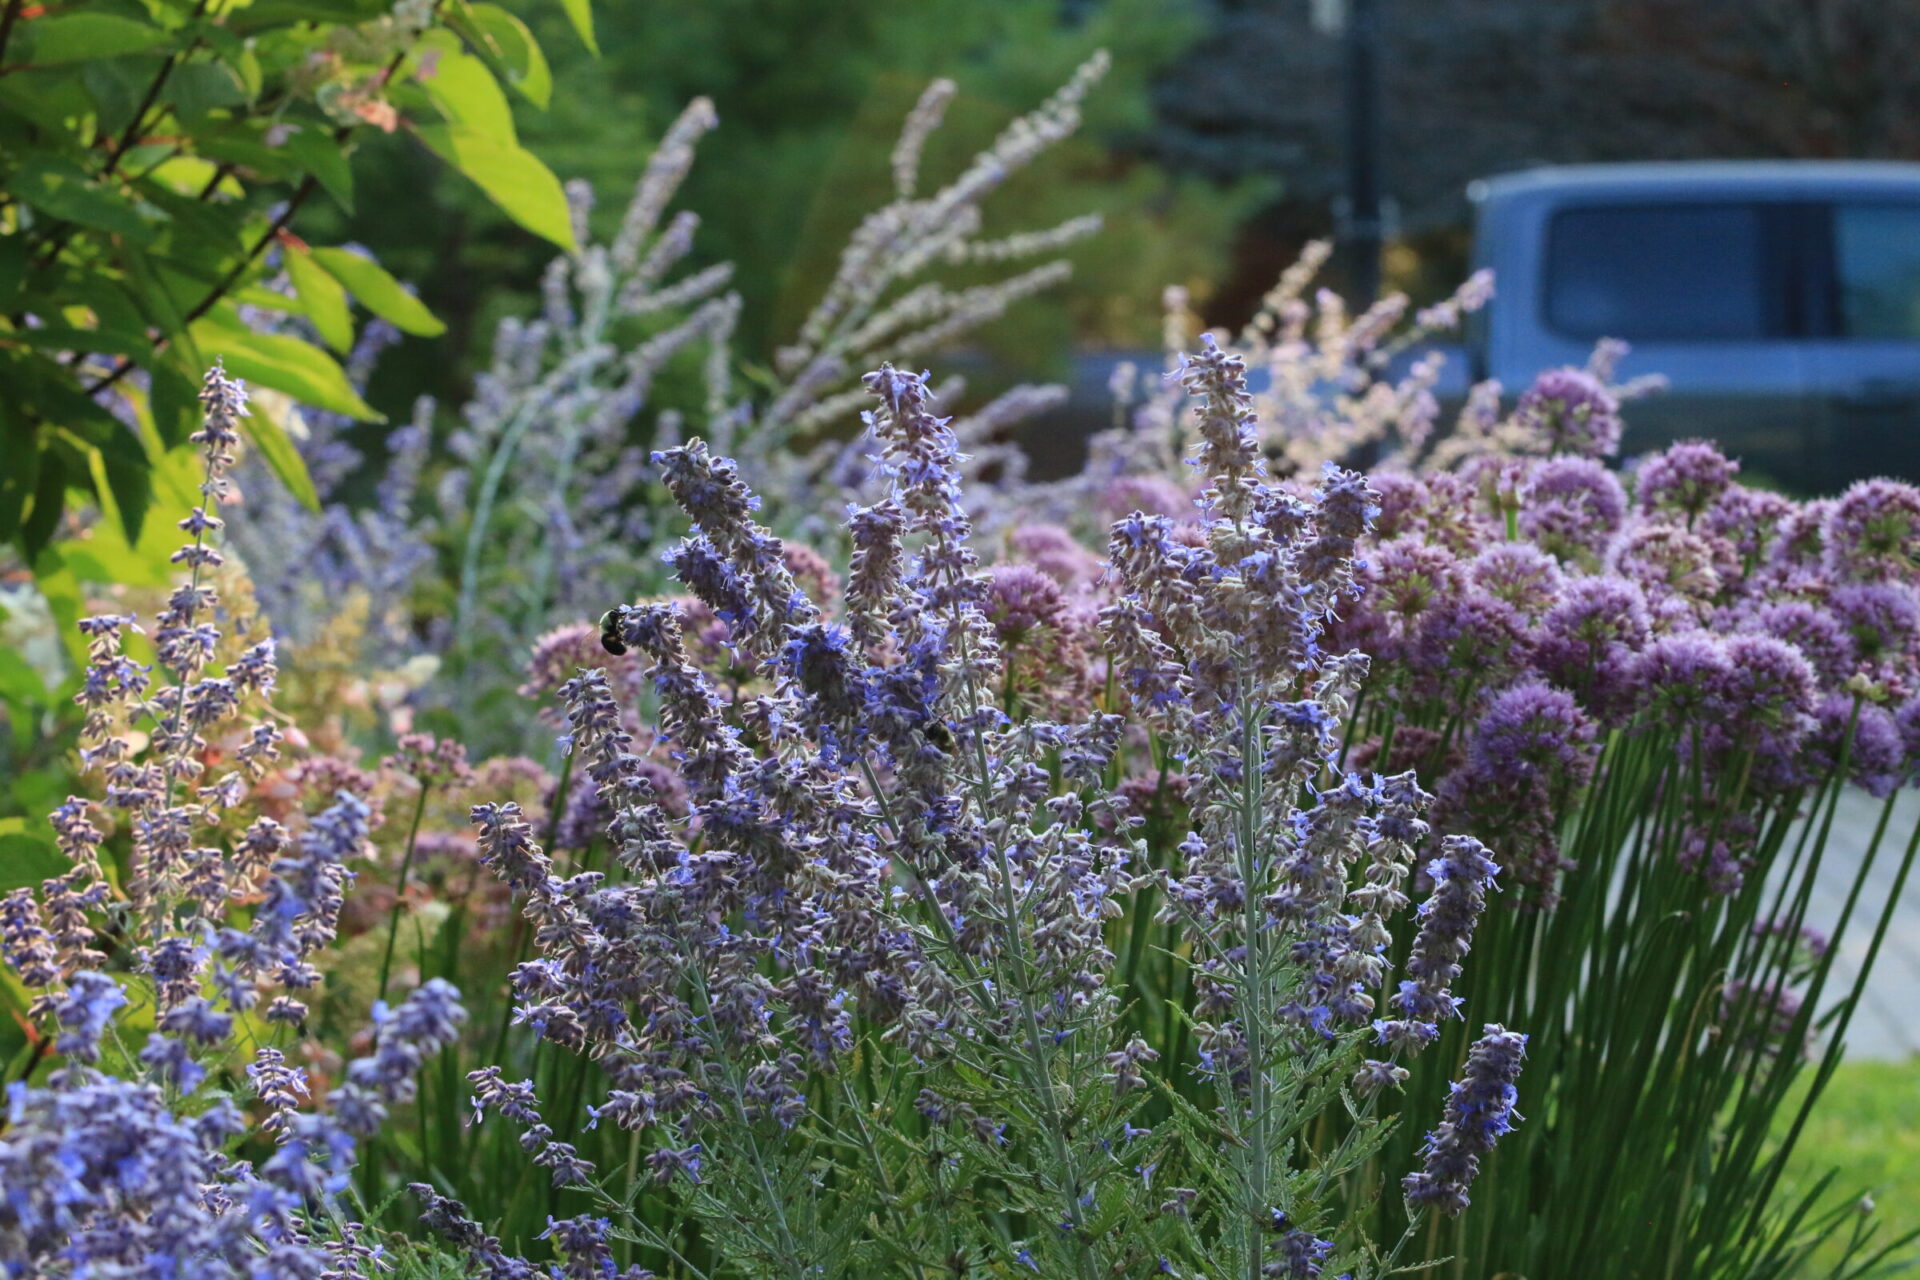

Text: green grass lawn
xmin=1780 ymin=1057 xmax=1920 ymax=1275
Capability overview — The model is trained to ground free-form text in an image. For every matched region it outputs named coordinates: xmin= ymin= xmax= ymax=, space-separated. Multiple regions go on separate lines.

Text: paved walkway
xmin=1790 ymin=787 xmax=1920 ymax=1061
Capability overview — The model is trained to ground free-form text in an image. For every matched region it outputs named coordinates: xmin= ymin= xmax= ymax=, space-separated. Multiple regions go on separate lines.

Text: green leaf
xmin=30 ymin=549 xmax=88 ymax=672
xmin=283 ymin=245 xmax=354 ymax=353
xmin=0 ymin=824 xmax=67 ymax=895
xmin=0 ymin=648 xmax=46 ymax=713
xmin=242 ymin=392 xmax=323 ymax=513
xmin=189 ymin=309 xmax=382 ymax=423
xmin=278 ymin=125 xmax=355 ymax=213
xmin=415 ymin=124 xmax=576 ymax=252
xmin=0 ymin=394 xmax=40 ymax=544
xmin=556 ymin=0 xmax=598 ymax=55
xmin=463 ymin=4 xmax=551 ymax=109
xmin=11 ymin=158 xmax=161 ymax=246
xmin=77 ymin=435 xmax=153 ymax=547
xmin=310 ymin=247 xmax=445 ymax=337
xmin=7 ymin=326 xmax=151 ymax=363
xmin=23 ymin=13 xmax=173 ymax=66
xmin=415 ymin=31 xmax=516 ymax=145
xmin=0 ymin=235 xmax=25 ymax=311
xmin=148 ymin=356 xmax=200 ymax=450
xmin=20 ymin=449 xmax=66 ymax=561
xmin=167 ymin=58 xmax=252 ymax=117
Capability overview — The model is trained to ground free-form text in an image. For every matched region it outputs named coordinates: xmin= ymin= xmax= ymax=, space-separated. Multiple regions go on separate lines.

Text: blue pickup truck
xmin=1469 ymin=161 xmax=1920 ymax=490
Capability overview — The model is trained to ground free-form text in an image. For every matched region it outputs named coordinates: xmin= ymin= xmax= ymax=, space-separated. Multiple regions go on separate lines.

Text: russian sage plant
xmin=0 ymin=368 xmax=469 ymax=1278
xmin=421 ymin=347 xmax=1523 ymax=1279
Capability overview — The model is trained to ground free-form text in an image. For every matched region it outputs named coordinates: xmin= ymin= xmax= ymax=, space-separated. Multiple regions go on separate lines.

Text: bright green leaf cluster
xmin=0 ymin=0 xmax=592 ymax=556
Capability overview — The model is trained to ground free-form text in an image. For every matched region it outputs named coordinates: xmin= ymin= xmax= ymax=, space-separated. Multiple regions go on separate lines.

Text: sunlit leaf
xmin=190 ymin=309 xmax=381 ymax=423
xmin=556 ymin=0 xmax=598 ymax=55
xmin=11 ymin=158 xmax=161 ymax=246
xmin=416 ymin=31 xmax=516 ymax=145
xmin=284 ymin=245 xmax=354 ymax=353
xmin=463 ymin=4 xmax=551 ymax=110
xmin=415 ymin=123 xmax=577 ymax=252
xmin=310 ymin=247 xmax=446 ymax=337
xmin=23 ymin=13 xmax=173 ymax=66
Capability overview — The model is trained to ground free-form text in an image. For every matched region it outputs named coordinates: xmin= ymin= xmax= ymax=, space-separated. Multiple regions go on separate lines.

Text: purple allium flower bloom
xmin=1897 ymin=697 xmax=1920 ymax=788
xmin=985 ymin=562 xmax=1069 ymax=644
xmin=1702 ymin=485 xmax=1796 ymax=567
xmin=1466 ymin=682 xmax=1596 ymax=791
xmin=1368 ymin=472 xmax=1430 ymax=543
xmin=1718 ymin=977 xmax=1809 ymax=1060
xmin=1713 ymin=634 xmax=1818 ymax=736
xmin=1515 ymin=367 xmax=1622 ymax=458
xmin=1402 ymin=1024 xmax=1527 ymax=1217
xmin=1007 ymin=522 xmax=1104 ymax=588
xmin=1409 ymin=591 xmax=1526 ymax=695
xmin=1634 ymin=440 xmax=1738 ymax=520
xmin=1432 ymin=681 xmax=1595 ymax=906
xmin=1609 ymin=521 xmax=1725 ymax=618
xmin=1530 ymin=575 xmax=1651 ymax=719
xmin=1097 ymin=474 xmax=1193 ymax=524
xmin=1368 ymin=538 xmax=1467 ymax=636
xmin=1804 ymin=695 xmax=1906 ymax=798
xmin=1630 ymin=630 xmax=1733 ymax=728
xmin=1748 ymin=600 xmax=1857 ymax=688
xmin=1469 ymin=541 xmax=1563 ymax=619
xmin=1823 ymin=477 xmax=1920 ymax=581
xmin=1829 ymin=582 xmax=1920 ymax=685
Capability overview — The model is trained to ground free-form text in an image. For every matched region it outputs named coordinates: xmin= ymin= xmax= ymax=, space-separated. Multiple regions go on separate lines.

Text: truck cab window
xmin=1544 ymin=204 xmax=1776 ymax=341
xmin=1834 ymin=205 xmax=1920 ymax=339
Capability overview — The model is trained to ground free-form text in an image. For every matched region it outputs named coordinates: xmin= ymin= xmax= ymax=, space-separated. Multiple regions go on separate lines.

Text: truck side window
xmin=1544 ymin=204 xmax=1776 ymax=341
xmin=1834 ymin=205 xmax=1920 ymax=339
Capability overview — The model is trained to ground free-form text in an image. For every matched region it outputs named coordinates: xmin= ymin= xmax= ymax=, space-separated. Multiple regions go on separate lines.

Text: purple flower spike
xmin=1402 ymin=1024 xmax=1528 ymax=1217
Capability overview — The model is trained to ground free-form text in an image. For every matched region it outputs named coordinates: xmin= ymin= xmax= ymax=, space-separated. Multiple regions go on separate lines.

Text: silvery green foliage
xmin=225 ymin=313 xmax=437 ymax=662
xmin=439 ymin=60 xmax=1111 ymax=716
xmin=432 ymin=355 xmax=1522 ymax=1279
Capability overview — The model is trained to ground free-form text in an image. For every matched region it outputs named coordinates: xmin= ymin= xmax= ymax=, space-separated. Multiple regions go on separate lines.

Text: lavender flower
xmin=1376 ymin=838 xmax=1500 ymax=1051
xmin=1402 ymin=1025 xmax=1528 ymax=1216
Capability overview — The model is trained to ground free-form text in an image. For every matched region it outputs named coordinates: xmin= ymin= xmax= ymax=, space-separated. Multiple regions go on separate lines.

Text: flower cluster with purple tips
xmin=0 ymin=367 xmax=468 ymax=1279
xmin=415 ymin=341 xmax=1526 ymax=1279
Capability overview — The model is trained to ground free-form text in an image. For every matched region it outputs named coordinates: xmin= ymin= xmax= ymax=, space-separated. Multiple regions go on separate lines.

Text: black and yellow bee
xmin=599 ymin=608 xmax=628 ymax=656
xmin=922 ymin=720 xmax=954 ymax=752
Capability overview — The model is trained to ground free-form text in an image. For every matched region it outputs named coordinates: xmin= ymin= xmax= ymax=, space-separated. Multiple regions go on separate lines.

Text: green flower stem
xmin=377 ymin=781 xmax=435 ymax=1008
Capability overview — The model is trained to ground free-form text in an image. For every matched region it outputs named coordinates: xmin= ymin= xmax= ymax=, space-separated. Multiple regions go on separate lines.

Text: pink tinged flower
xmin=1634 ymin=440 xmax=1739 ymax=519
xmin=1823 ymin=478 xmax=1920 ymax=581
xmin=1515 ymin=367 xmax=1622 ymax=458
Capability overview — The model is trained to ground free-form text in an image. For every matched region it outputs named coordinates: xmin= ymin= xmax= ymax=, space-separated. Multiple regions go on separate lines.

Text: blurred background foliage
xmin=318 ymin=0 xmax=1269 ymax=417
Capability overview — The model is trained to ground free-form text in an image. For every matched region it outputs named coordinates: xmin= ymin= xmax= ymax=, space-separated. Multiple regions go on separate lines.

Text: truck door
xmin=1798 ymin=202 xmax=1920 ymax=488
xmin=1527 ymin=202 xmax=1813 ymax=487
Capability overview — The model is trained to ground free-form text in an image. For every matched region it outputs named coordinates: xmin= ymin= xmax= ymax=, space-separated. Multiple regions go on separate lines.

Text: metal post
xmin=1343 ymin=0 xmax=1383 ymax=306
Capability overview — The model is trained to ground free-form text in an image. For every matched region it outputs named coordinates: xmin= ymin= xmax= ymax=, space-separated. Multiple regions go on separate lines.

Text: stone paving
xmin=1792 ymin=786 xmax=1920 ymax=1061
